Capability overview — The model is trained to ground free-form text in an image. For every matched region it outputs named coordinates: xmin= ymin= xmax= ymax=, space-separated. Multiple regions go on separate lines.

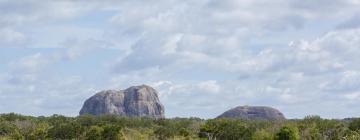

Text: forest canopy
xmin=0 ymin=113 xmax=360 ymax=140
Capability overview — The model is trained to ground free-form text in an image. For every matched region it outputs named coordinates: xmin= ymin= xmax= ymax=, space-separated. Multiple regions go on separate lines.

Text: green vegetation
xmin=274 ymin=126 xmax=299 ymax=140
xmin=0 ymin=113 xmax=359 ymax=140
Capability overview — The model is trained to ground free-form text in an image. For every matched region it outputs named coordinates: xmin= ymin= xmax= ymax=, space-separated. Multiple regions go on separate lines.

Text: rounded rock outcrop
xmin=217 ymin=106 xmax=285 ymax=120
xmin=79 ymin=85 xmax=164 ymax=119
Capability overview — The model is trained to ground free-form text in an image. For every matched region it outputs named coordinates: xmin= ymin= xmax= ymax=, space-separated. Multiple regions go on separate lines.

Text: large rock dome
xmin=217 ymin=106 xmax=285 ymax=120
xmin=79 ymin=85 xmax=165 ymax=119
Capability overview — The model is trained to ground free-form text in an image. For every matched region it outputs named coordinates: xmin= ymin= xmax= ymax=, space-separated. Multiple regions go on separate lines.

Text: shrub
xmin=0 ymin=122 xmax=24 ymax=139
xmin=47 ymin=121 xmax=82 ymax=139
xmin=345 ymin=131 xmax=360 ymax=140
xmin=200 ymin=119 xmax=253 ymax=140
xmin=102 ymin=124 xmax=124 ymax=140
xmin=28 ymin=123 xmax=48 ymax=140
xmin=349 ymin=118 xmax=360 ymax=131
xmin=253 ymin=129 xmax=273 ymax=140
xmin=84 ymin=126 xmax=104 ymax=140
xmin=154 ymin=126 xmax=174 ymax=140
xmin=275 ymin=126 xmax=300 ymax=140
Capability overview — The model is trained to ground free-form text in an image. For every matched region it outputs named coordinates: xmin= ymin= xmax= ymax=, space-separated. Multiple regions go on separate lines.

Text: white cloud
xmin=2 ymin=0 xmax=360 ymax=119
xmin=344 ymin=92 xmax=360 ymax=100
xmin=0 ymin=28 xmax=25 ymax=45
xmin=125 ymin=27 xmax=360 ymax=118
xmin=198 ymin=80 xmax=221 ymax=94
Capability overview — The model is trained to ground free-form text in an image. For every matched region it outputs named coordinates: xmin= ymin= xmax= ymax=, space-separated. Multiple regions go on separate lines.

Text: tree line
xmin=0 ymin=113 xmax=360 ymax=140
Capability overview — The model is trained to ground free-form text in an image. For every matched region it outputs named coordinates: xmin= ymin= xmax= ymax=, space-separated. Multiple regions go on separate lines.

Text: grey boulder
xmin=79 ymin=85 xmax=165 ymax=119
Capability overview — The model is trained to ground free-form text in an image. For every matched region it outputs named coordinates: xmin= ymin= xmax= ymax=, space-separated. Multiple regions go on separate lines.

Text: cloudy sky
xmin=1 ymin=0 xmax=360 ymax=119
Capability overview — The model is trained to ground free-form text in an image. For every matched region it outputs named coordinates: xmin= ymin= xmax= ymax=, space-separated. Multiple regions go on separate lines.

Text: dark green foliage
xmin=349 ymin=118 xmax=360 ymax=131
xmin=47 ymin=114 xmax=68 ymax=126
xmin=200 ymin=119 xmax=253 ymax=140
xmin=153 ymin=119 xmax=182 ymax=139
xmin=84 ymin=125 xmax=104 ymax=140
xmin=0 ymin=122 xmax=17 ymax=136
xmin=154 ymin=126 xmax=174 ymax=140
xmin=275 ymin=126 xmax=300 ymax=140
xmin=296 ymin=115 xmax=349 ymax=140
xmin=1 ymin=113 xmax=29 ymax=122
xmin=252 ymin=129 xmax=273 ymax=140
xmin=0 ymin=113 xmax=357 ymax=139
xmin=77 ymin=114 xmax=99 ymax=127
xmin=179 ymin=128 xmax=191 ymax=137
xmin=152 ymin=118 xmax=203 ymax=139
xmin=102 ymin=124 xmax=124 ymax=140
xmin=47 ymin=121 xmax=83 ymax=139
xmin=0 ymin=121 xmax=23 ymax=139
xmin=28 ymin=124 xmax=48 ymax=140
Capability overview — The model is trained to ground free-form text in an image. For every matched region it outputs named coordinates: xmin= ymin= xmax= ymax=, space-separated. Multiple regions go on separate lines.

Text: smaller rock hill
xmin=217 ymin=106 xmax=285 ymax=120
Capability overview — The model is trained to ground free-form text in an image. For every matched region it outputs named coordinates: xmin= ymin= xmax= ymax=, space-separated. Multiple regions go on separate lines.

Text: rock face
xmin=79 ymin=85 xmax=165 ymax=119
xmin=217 ymin=106 xmax=285 ymax=120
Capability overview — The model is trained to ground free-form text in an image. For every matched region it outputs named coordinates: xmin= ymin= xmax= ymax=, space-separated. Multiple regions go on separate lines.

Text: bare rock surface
xmin=79 ymin=85 xmax=164 ymax=119
xmin=217 ymin=106 xmax=285 ymax=120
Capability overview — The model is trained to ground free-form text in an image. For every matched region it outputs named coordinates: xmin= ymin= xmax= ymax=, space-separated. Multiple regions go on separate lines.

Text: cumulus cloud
xmin=109 ymin=0 xmax=359 ymax=76
xmin=0 ymin=28 xmax=26 ymax=46
xmin=2 ymin=0 xmax=360 ymax=118
xmin=110 ymin=27 xmax=360 ymax=118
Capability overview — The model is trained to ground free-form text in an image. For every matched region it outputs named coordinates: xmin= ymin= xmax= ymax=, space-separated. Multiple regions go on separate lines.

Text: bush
xmin=77 ymin=115 xmax=98 ymax=127
xmin=84 ymin=126 xmax=104 ymax=140
xmin=0 ymin=122 xmax=23 ymax=139
xmin=179 ymin=128 xmax=190 ymax=137
xmin=253 ymin=129 xmax=273 ymax=140
xmin=200 ymin=119 xmax=253 ymax=140
xmin=0 ymin=113 xmax=354 ymax=140
xmin=349 ymin=118 xmax=360 ymax=131
xmin=29 ymin=126 xmax=47 ymax=140
xmin=154 ymin=126 xmax=174 ymax=140
xmin=47 ymin=121 xmax=82 ymax=139
xmin=345 ymin=131 xmax=360 ymax=140
xmin=102 ymin=124 xmax=124 ymax=140
xmin=275 ymin=126 xmax=300 ymax=140
xmin=1 ymin=113 xmax=28 ymax=122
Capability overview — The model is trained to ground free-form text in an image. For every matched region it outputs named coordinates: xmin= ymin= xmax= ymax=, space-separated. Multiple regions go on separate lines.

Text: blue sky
xmin=1 ymin=0 xmax=360 ymax=119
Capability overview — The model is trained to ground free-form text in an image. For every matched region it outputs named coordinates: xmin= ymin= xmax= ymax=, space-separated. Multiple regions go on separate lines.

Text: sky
xmin=1 ymin=0 xmax=360 ymax=119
